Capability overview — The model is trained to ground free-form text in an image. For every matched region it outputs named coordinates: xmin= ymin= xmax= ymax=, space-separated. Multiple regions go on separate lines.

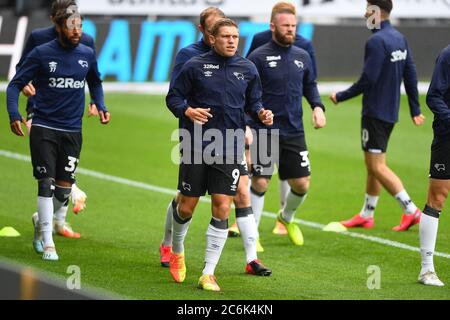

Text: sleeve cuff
xmin=9 ymin=113 xmax=22 ymax=123
xmin=312 ymin=103 xmax=325 ymax=112
xmin=176 ymin=104 xmax=188 ymax=119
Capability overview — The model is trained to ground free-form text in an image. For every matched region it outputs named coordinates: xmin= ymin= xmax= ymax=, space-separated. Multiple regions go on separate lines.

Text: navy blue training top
xmin=246 ymin=29 xmax=317 ymax=78
xmin=16 ymin=26 xmax=96 ymax=112
xmin=336 ymin=21 xmax=421 ymax=124
xmin=166 ymin=50 xmax=264 ymax=157
xmin=7 ymin=39 xmax=106 ymax=132
xmin=169 ymin=39 xmax=210 ymax=88
xmin=427 ymin=45 xmax=450 ymax=140
xmin=247 ymin=40 xmax=324 ymax=137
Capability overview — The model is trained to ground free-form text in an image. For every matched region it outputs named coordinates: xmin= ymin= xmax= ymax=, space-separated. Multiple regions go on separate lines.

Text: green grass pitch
xmin=0 ymin=92 xmax=449 ymax=299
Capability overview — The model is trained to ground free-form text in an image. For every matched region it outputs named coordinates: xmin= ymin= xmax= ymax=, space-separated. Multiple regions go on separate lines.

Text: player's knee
xmin=291 ymin=177 xmax=310 ymax=194
xmin=212 ymin=202 xmax=231 ymax=220
xmin=429 ymin=188 xmax=449 ymax=209
xmin=234 ymin=194 xmax=249 ymax=207
xmin=177 ymin=201 xmax=195 ymax=219
xmin=38 ymin=178 xmax=55 ymax=197
xmin=54 ymin=185 xmax=72 ymax=204
xmin=251 ymin=177 xmax=269 ymax=193
xmin=366 ymin=161 xmax=384 ymax=176
xmin=234 ymin=179 xmax=250 ymax=207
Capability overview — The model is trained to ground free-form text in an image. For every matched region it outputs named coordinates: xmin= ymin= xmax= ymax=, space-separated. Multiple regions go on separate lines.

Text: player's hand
xmin=185 ymin=106 xmax=213 ymax=125
xmin=258 ymin=108 xmax=274 ymax=126
xmin=412 ymin=114 xmax=425 ymax=126
xmin=312 ymin=107 xmax=326 ymax=129
xmin=245 ymin=125 xmax=253 ymax=146
xmin=88 ymin=103 xmax=99 ymax=117
xmin=22 ymin=83 xmax=36 ymax=98
xmin=330 ymin=93 xmax=338 ymax=105
xmin=99 ymin=111 xmax=111 ymax=124
xmin=10 ymin=118 xmax=27 ymax=136
xmin=25 ymin=119 xmax=32 ymax=135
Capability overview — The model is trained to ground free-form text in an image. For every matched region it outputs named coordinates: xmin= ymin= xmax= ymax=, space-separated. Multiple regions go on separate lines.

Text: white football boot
xmin=418 ymin=271 xmax=444 ymax=287
xmin=42 ymin=247 xmax=59 ymax=261
xmin=32 ymin=212 xmax=44 ymax=254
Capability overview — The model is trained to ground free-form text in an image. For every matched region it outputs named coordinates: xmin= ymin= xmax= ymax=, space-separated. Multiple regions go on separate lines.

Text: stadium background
xmin=0 ymin=0 xmax=450 ymax=301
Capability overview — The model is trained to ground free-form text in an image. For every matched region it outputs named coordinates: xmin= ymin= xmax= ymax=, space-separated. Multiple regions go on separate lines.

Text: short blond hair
xmin=210 ymin=18 xmax=238 ymax=36
xmin=271 ymin=2 xmax=296 ymax=22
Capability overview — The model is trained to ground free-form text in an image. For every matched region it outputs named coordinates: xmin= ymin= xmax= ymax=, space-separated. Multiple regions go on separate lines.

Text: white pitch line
xmin=1 ymin=149 xmax=449 ymax=260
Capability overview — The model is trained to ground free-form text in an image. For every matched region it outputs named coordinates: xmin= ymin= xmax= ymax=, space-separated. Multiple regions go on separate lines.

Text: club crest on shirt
xmin=435 ymin=163 xmax=446 ymax=172
xmin=49 ymin=61 xmax=57 ymax=73
xmin=78 ymin=60 xmax=89 ymax=68
xmin=294 ymin=60 xmax=304 ymax=69
xmin=233 ymin=72 xmax=245 ymax=80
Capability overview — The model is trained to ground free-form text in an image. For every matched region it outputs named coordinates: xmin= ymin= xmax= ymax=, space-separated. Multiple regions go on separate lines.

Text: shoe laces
xmin=62 ymin=222 xmax=74 ymax=232
xmin=203 ymin=274 xmax=217 ymax=285
xmin=161 ymin=245 xmax=171 ymax=253
xmin=422 ymin=271 xmax=439 ymax=280
xmin=171 ymin=254 xmax=184 ymax=268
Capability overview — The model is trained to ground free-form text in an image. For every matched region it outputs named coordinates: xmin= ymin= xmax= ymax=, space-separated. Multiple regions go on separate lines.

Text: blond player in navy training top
xmin=166 ymin=18 xmax=273 ymax=291
xmin=247 ymin=3 xmax=326 ymax=248
xmin=6 ymin=7 xmax=110 ymax=261
xmin=160 ymin=7 xmax=271 ymax=277
xmin=418 ymin=44 xmax=450 ymax=287
xmin=330 ymin=0 xmax=425 ymax=231
xmin=243 ymin=2 xmax=319 ymax=238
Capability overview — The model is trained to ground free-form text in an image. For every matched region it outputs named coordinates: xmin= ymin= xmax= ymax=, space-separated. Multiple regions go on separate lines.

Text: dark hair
xmin=199 ymin=7 xmax=226 ymax=28
xmin=52 ymin=2 xmax=82 ymax=28
xmin=51 ymin=0 xmax=78 ymax=18
xmin=210 ymin=18 xmax=238 ymax=36
xmin=367 ymin=0 xmax=393 ymax=14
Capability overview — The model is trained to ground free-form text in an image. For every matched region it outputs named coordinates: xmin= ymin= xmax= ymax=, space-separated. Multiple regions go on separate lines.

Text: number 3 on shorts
xmin=65 ymin=156 xmax=79 ymax=173
xmin=300 ymin=151 xmax=310 ymax=171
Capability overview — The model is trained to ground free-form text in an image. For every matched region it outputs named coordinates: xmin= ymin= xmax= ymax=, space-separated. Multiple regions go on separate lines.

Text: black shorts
xmin=251 ymin=132 xmax=310 ymax=180
xmin=178 ymin=162 xmax=241 ymax=197
xmin=361 ymin=116 xmax=394 ymax=153
xmin=239 ymin=152 xmax=249 ymax=176
xmin=429 ymin=137 xmax=450 ymax=180
xmin=29 ymin=125 xmax=82 ymax=183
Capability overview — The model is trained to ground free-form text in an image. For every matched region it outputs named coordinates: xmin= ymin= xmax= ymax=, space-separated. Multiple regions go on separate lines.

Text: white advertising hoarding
xmin=78 ymin=0 xmax=450 ymax=18
xmin=300 ymin=0 xmax=450 ymax=18
xmin=77 ymin=0 xmax=297 ymax=17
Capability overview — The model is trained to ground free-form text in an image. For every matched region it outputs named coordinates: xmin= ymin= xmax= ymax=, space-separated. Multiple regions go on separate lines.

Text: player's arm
xmin=16 ymin=32 xmax=36 ymax=71
xmin=302 ymin=54 xmax=326 ymax=129
xmin=332 ymin=37 xmax=385 ymax=104
xmin=85 ymin=36 xmax=100 ymax=116
xmin=86 ymin=57 xmax=110 ymax=124
xmin=245 ymin=63 xmax=273 ymax=126
xmin=16 ymin=32 xmax=37 ymax=99
xmin=7 ymin=49 xmax=41 ymax=136
xmin=305 ymin=40 xmax=318 ymax=79
xmin=169 ymin=49 xmax=191 ymax=89
xmin=166 ymin=62 xmax=202 ymax=121
xmin=403 ymin=41 xmax=424 ymax=125
xmin=245 ymin=33 xmax=261 ymax=58
xmin=426 ymin=52 xmax=450 ymax=121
